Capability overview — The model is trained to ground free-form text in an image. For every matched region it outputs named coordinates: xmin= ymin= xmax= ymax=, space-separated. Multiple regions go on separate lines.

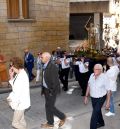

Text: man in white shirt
xmin=76 ymin=56 xmax=90 ymax=96
xmin=116 ymin=56 xmax=120 ymax=106
xmin=105 ymin=57 xmax=119 ymax=116
xmin=59 ymin=52 xmax=70 ymax=91
xmin=84 ymin=64 xmax=110 ymax=129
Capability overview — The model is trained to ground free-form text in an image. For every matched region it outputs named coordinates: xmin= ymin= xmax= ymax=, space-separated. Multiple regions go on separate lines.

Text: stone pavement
xmin=0 ymin=80 xmax=120 ymax=129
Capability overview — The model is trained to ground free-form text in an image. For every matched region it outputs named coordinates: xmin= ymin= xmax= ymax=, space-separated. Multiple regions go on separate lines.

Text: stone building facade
xmin=70 ymin=0 xmax=110 ymax=50
xmin=0 ymin=0 xmax=69 ymax=60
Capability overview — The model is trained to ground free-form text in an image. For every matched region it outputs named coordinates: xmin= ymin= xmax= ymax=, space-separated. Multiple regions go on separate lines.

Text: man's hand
xmin=84 ymin=96 xmax=89 ymax=105
xmin=105 ymin=90 xmax=111 ymax=110
xmin=105 ymin=101 xmax=110 ymax=110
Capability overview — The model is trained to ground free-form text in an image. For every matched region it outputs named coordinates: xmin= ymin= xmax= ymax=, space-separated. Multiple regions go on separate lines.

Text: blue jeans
xmin=110 ymin=91 xmax=116 ymax=113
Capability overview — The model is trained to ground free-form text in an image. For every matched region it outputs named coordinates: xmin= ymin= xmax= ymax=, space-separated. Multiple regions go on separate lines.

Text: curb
xmin=0 ymin=79 xmax=78 ymax=94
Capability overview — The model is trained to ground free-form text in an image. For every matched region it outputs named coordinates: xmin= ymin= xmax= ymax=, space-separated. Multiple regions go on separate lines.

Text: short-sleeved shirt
xmin=60 ymin=57 xmax=70 ymax=69
xmin=88 ymin=73 xmax=109 ymax=98
xmin=76 ymin=61 xmax=89 ymax=73
xmin=105 ymin=65 xmax=119 ymax=91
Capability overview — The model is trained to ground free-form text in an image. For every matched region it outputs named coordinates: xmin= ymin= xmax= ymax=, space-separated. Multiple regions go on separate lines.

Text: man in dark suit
xmin=41 ymin=52 xmax=66 ymax=128
xmin=24 ymin=48 xmax=35 ymax=81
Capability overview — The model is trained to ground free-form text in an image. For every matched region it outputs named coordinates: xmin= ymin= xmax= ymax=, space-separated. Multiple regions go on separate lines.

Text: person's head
xmin=52 ymin=50 xmax=56 ymax=55
xmin=80 ymin=55 xmax=85 ymax=60
xmin=63 ymin=51 xmax=67 ymax=56
xmin=10 ymin=57 xmax=24 ymax=69
xmin=10 ymin=57 xmax=24 ymax=73
xmin=90 ymin=23 xmax=94 ymax=27
xmin=56 ymin=47 xmax=61 ymax=52
xmin=57 ymin=47 xmax=61 ymax=50
xmin=37 ymin=52 xmax=42 ymax=57
xmin=41 ymin=52 xmax=51 ymax=64
xmin=107 ymin=57 xmax=114 ymax=66
xmin=24 ymin=48 xmax=29 ymax=54
xmin=116 ymin=57 xmax=120 ymax=64
xmin=94 ymin=64 xmax=103 ymax=76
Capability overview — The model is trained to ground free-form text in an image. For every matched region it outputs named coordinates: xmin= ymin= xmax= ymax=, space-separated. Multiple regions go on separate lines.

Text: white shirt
xmin=88 ymin=73 xmax=109 ymax=98
xmin=60 ymin=57 xmax=70 ymax=69
xmin=8 ymin=69 xmax=31 ymax=110
xmin=112 ymin=57 xmax=119 ymax=66
xmin=105 ymin=65 xmax=119 ymax=91
xmin=76 ymin=61 xmax=89 ymax=73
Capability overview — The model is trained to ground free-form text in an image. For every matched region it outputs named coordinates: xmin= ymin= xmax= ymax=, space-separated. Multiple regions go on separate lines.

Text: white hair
xmin=94 ymin=64 xmax=103 ymax=72
xmin=42 ymin=52 xmax=51 ymax=59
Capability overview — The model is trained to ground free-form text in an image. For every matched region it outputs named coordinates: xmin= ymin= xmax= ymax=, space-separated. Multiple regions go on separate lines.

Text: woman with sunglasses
xmin=7 ymin=57 xmax=30 ymax=129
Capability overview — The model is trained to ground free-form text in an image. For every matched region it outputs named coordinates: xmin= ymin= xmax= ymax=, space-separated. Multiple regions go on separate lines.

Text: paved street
xmin=0 ymin=81 xmax=120 ymax=129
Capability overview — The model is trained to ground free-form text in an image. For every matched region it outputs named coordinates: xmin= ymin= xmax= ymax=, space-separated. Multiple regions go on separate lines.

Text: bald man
xmin=41 ymin=52 xmax=66 ymax=128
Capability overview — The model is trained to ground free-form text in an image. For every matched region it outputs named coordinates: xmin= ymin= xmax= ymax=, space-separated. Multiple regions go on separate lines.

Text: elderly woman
xmin=7 ymin=57 xmax=30 ymax=129
xmin=84 ymin=64 xmax=110 ymax=129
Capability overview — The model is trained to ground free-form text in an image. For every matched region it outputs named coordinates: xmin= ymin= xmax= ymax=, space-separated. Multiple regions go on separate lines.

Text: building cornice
xmin=70 ymin=0 xmax=109 ymax=2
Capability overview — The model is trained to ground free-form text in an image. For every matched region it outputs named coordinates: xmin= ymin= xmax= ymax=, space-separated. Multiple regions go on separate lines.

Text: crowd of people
xmin=0 ymin=46 xmax=119 ymax=129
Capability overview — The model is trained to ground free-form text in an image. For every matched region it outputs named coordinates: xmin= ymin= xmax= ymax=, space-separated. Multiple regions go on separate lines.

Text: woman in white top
xmin=105 ymin=57 xmax=119 ymax=116
xmin=7 ymin=57 xmax=30 ymax=129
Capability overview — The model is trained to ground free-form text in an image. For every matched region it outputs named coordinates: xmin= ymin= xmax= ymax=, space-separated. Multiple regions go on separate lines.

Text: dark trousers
xmin=78 ymin=72 xmax=89 ymax=95
xmin=59 ymin=68 xmax=70 ymax=90
xmin=44 ymin=89 xmax=65 ymax=125
xmin=90 ymin=95 xmax=106 ymax=129
xmin=73 ymin=65 xmax=79 ymax=81
xmin=26 ymin=67 xmax=34 ymax=81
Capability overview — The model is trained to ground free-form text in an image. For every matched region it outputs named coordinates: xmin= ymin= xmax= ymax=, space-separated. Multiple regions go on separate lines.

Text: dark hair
xmin=10 ymin=57 xmax=24 ymax=69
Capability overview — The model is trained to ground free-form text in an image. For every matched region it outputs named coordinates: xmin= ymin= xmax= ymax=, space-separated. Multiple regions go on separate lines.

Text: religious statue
xmin=95 ymin=24 xmax=100 ymax=50
xmin=85 ymin=17 xmax=96 ymax=49
xmin=103 ymin=24 xmax=110 ymax=47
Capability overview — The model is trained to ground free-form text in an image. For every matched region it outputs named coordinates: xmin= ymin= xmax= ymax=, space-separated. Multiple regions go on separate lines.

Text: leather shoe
xmin=59 ymin=116 xmax=66 ymax=127
xmin=97 ymin=123 xmax=105 ymax=128
xmin=41 ymin=123 xmax=54 ymax=128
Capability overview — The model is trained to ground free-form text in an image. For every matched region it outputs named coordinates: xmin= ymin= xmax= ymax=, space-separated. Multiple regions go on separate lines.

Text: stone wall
xmin=0 ymin=0 xmax=69 ymax=60
xmin=70 ymin=1 xmax=109 ymax=13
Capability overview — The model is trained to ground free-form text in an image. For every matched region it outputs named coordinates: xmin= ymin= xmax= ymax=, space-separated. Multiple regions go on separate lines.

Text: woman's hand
xmin=9 ymin=67 xmax=14 ymax=79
